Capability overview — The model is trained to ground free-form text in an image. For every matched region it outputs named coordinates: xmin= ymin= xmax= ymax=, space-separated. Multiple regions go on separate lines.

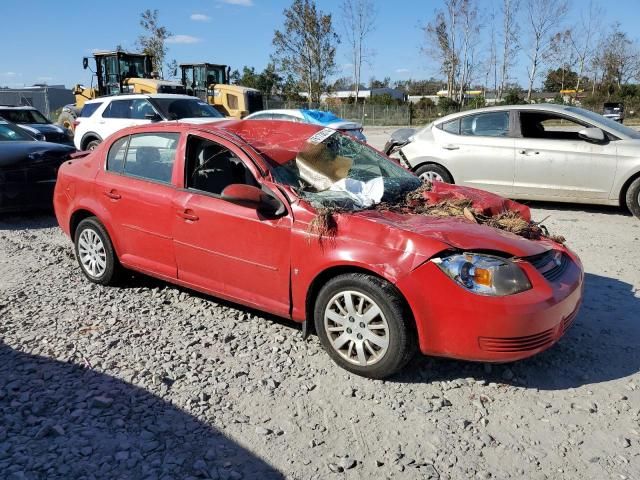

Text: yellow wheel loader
xmin=57 ymin=51 xmax=186 ymax=130
xmin=179 ymin=63 xmax=263 ymax=119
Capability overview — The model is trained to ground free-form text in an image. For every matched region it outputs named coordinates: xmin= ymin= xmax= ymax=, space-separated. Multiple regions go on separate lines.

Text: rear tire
xmin=85 ymin=139 xmax=101 ymax=151
xmin=625 ymin=177 xmax=640 ymax=218
xmin=414 ymin=164 xmax=453 ymax=183
xmin=74 ymin=217 xmax=120 ymax=285
xmin=314 ymin=273 xmax=416 ymax=379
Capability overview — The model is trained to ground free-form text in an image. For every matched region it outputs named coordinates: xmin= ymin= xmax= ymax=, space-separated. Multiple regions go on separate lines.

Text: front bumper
xmin=397 ymin=248 xmax=584 ymax=362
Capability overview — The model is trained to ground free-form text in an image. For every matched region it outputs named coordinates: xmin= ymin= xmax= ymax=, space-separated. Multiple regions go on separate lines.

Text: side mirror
xmin=221 ymin=184 xmax=285 ymax=216
xmin=144 ymin=113 xmax=162 ymax=122
xmin=578 ymin=127 xmax=606 ymax=143
xmin=82 ymin=57 xmax=89 ymax=70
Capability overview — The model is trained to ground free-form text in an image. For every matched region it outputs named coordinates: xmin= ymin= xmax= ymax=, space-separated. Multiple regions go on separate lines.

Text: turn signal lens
xmin=473 ymin=267 xmax=492 ymax=286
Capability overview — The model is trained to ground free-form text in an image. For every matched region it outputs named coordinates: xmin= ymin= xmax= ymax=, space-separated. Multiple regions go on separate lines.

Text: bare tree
xmin=456 ymin=0 xmax=481 ymax=106
xmin=568 ymin=0 xmax=601 ymax=95
xmin=484 ymin=9 xmax=498 ymax=97
xmin=498 ymin=0 xmax=519 ymax=101
xmin=272 ymin=0 xmax=339 ymax=105
xmin=423 ymin=1 xmax=458 ymax=99
xmin=136 ymin=9 xmax=171 ymax=77
xmin=548 ymin=29 xmax=576 ymax=92
xmin=596 ymin=24 xmax=640 ymax=92
xmin=341 ymin=0 xmax=376 ymax=101
xmin=523 ymin=0 xmax=568 ymax=102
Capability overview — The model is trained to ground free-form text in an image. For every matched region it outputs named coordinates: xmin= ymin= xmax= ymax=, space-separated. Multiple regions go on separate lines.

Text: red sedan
xmin=53 ymin=120 xmax=583 ymax=379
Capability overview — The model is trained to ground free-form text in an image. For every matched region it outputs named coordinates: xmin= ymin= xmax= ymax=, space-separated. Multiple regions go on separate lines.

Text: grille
xmin=479 ymin=328 xmax=555 ymax=353
xmin=525 ymin=250 xmax=569 ymax=282
xmin=562 ymin=307 xmax=579 ymax=333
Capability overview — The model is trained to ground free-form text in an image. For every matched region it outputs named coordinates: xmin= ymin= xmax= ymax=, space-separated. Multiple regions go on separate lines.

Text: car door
xmin=513 ymin=110 xmax=618 ymax=200
xmin=99 ymin=99 xmax=153 ymax=140
xmin=432 ymin=110 xmax=515 ymax=195
xmin=172 ymin=132 xmax=292 ymax=317
xmin=94 ymin=131 xmax=180 ymax=278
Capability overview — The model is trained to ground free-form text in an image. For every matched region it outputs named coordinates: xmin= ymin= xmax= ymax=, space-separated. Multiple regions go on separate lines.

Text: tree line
xmin=135 ymin=2 xmax=640 ymax=109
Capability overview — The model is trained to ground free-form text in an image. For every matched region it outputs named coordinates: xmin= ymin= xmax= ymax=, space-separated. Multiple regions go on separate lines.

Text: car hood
xmin=346 ymin=209 xmax=551 ymax=260
xmin=0 ymin=142 xmax=75 ymax=168
xmin=20 ymin=123 xmax=67 ymax=134
xmin=326 ymin=121 xmax=362 ymax=131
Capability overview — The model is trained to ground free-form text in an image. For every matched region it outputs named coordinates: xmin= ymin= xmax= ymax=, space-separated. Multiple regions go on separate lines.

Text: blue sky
xmin=1 ymin=0 xmax=638 ymax=90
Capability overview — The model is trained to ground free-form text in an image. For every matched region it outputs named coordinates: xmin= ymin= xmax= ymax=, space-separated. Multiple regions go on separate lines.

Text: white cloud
xmin=166 ymin=35 xmax=202 ymax=44
xmin=190 ymin=13 xmax=211 ymax=21
xmin=395 ymin=68 xmax=410 ymax=74
xmin=219 ymin=0 xmax=254 ymax=6
xmin=2 ymin=72 xmax=18 ymax=77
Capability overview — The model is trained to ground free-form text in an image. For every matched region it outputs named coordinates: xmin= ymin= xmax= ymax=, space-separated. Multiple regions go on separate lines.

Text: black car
xmin=0 ymin=119 xmax=75 ymax=213
xmin=0 ymin=106 xmax=74 ymax=145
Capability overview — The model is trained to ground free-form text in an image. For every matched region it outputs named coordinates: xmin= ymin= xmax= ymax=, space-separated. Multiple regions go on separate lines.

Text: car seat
xmin=192 ymin=145 xmax=236 ymax=194
xmin=133 ymin=146 xmax=169 ymax=182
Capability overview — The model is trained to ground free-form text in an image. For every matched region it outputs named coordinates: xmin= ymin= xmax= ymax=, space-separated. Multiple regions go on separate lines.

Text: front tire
xmin=74 ymin=217 xmax=120 ymax=285
xmin=625 ymin=176 xmax=640 ymax=218
xmin=414 ymin=163 xmax=453 ymax=183
xmin=314 ymin=273 xmax=416 ymax=379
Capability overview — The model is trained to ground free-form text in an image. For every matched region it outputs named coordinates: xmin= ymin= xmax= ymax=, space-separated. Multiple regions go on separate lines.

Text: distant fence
xmin=263 ymin=100 xmax=412 ymax=126
xmin=262 ymin=99 xmax=640 ymax=127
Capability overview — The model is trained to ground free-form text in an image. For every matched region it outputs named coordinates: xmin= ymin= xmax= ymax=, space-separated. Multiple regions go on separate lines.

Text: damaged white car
xmin=386 ymin=104 xmax=640 ymax=218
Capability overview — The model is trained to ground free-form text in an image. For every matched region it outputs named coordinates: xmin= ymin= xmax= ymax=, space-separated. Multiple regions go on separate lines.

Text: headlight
xmin=432 ymin=253 xmax=531 ymax=296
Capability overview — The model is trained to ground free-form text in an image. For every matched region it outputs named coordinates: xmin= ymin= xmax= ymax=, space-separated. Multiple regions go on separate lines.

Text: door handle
xmin=177 ymin=209 xmax=199 ymax=221
xmin=442 ymin=144 xmax=460 ymax=150
xmin=103 ymin=189 xmax=121 ymax=200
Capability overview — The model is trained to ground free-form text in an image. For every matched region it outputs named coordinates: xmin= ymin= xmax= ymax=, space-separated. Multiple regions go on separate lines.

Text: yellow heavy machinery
xmin=179 ymin=63 xmax=263 ymax=118
xmin=58 ymin=50 xmax=186 ymax=129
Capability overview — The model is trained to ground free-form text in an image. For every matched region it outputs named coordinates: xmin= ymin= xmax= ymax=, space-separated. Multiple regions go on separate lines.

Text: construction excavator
xmin=179 ymin=63 xmax=263 ymax=118
xmin=57 ymin=50 xmax=186 ymax=129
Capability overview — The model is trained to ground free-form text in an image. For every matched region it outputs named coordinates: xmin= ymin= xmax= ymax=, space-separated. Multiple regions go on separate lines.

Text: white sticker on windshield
xmin=308 ymin=127 xmax=335 ymax=144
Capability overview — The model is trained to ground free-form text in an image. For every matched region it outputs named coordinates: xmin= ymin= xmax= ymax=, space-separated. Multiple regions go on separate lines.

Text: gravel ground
xmin=1 ymin=142 xmax=639 ymax=479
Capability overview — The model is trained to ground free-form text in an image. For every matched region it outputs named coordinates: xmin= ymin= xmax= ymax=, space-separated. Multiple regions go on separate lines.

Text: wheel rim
xmin=324 ymin=290 xmax=390 ymax=367
xmin=419 ymin=170 xmax=444 ymax=182
xmin=78 ymin=228 xmax=107 ymax=278
xmin=88 ymin=142 xmax=99 ymax=150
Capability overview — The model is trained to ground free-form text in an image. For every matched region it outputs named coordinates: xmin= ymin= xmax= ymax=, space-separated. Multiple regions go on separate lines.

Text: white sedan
xmin=389 ymin=104 xmax=640 ymax=218
xmin=244 ymin=108 xmax=366 ymax=142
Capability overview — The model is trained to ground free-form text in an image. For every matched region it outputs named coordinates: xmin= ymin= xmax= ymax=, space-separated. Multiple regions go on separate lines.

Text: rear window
xmin=0 ymin=108 xmax=49 ymax=124
xmin=80 ymin=103 xmax=102 ymax=118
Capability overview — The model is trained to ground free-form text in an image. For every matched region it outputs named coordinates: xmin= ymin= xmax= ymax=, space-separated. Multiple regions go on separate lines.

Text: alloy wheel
xmin=77 ymin=228 xmax=107 ymax=278
xmin=323 ymin=290 xmax=390 ymax=366
xmin=419 ymin=170 xmax=444 ymax=182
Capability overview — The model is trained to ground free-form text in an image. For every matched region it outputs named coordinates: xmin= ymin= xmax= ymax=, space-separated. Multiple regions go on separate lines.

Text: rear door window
xmin=460 ymin=112 xmax=510 ymax=137
xmin=107 ymin=136 xmax=129 ymax=173
xmin=102 ymin=100 xmax=133 ymax=119
xmin=122 ymin=133 xmax=180 ymax=183
xmin=440 ymin=118 xmax=460 ymax=134
xmin=80 ymin=103 xmax=102 ymax=117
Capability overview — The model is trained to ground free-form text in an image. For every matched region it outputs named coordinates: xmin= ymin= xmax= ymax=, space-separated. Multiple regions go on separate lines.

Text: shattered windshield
xmin=270 ymin=128 xmax=421 ymax=210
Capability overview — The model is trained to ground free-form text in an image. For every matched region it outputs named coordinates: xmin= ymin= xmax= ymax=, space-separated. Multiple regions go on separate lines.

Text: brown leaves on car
xmin=307 ymin=181 xmax=566 ymax=244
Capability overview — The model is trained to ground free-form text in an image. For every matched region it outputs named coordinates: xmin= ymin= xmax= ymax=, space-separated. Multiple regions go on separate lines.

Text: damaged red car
xmin=53 ymin=120 xmax=583 ymax=379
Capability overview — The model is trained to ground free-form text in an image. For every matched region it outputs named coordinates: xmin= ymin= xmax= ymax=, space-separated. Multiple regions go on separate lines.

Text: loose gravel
xmin=1 ymin=201 xmax=639 ymax=479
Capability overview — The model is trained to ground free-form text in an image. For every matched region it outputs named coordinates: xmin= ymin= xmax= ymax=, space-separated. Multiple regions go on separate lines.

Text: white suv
xmin=73 ymin=94 xmax=226 ymax=151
